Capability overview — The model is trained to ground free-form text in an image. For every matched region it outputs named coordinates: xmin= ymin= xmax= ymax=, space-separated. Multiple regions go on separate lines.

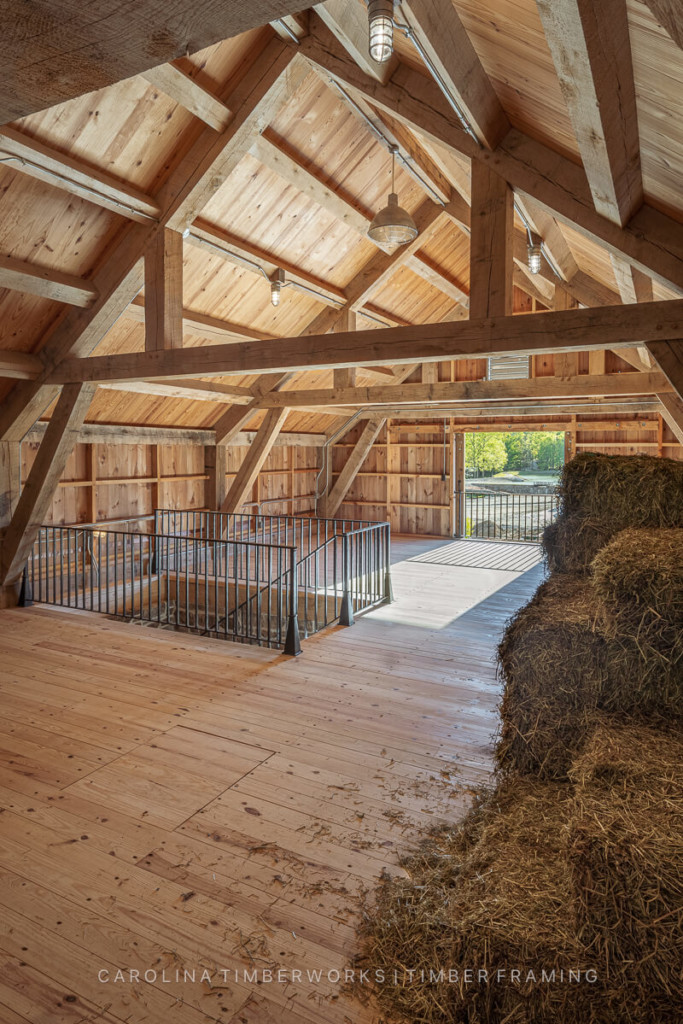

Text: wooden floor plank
xmin=0 ymin=537 xmax=541 ymax=1024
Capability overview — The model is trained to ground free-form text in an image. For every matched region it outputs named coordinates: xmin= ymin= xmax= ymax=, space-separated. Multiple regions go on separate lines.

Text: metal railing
xmin=455 ymin=489 xmax=559 ymax=543
xmin=26 ymin=525 xmax=301 ymax=652
xmin=26 ymin=511 xmax=392 ymax=654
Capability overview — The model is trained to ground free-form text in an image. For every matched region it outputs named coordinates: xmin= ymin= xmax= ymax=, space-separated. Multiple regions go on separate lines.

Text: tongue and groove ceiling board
xmin=0 ymin=0 xmax=310 ymax=123
xmin=0 ymin=0 xmax=681 ymax=434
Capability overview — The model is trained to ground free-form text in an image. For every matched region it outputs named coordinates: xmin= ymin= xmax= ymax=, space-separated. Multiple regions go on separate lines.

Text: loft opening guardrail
xmin=454 ymin=489 xmax=560 ymax=542
xmin=25 ymin=510 xmax=392 ymax=654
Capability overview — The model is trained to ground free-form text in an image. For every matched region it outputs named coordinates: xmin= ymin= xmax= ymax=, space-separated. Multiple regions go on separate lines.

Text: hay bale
xmin=496 ymin=575 xmax=608 ymax=778
xmin=559 ymin=452 xmax=683 ymax=524
xmin=592 ymin=527 xmax=683 ymax=628
xmin=354 ymin=780 xmax=599 ymax=1024
xmin=542 ymin=453 xmax=683 ymax=573
xmin=542 ymin=514 xmax=613 ymax=573
xmin=567 ymin=723 xmax=683 ymax=1020
xmin=591 ymin=528 xmax=683 ymax=718
xmin=355 ymin=765 xmax=682 ymax=1023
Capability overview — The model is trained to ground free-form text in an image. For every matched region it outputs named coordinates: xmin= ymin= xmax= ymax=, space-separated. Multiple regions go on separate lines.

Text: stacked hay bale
xmin=355 ymin=454 xmax=683 ymax=1023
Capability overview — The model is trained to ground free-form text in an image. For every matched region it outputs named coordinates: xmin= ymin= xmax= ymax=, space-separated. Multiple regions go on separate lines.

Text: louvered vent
xmin=487 ymin=355 xmax=530 ymax=380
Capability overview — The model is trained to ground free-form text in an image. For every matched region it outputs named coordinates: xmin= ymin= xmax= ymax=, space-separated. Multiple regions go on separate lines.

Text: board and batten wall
xmin=332 ymin=414 xmax=683 ymax=538
xmin=23 ymin=441 xmax=322 ymax=526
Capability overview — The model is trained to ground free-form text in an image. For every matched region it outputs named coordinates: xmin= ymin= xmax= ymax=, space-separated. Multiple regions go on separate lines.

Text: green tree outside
xmin=465 ymin=431 xmax=564 ymax=477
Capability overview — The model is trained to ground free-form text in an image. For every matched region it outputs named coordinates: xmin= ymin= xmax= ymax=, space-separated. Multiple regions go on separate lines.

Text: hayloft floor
xmin=0 ymin=538 xmax=543 ymax=1024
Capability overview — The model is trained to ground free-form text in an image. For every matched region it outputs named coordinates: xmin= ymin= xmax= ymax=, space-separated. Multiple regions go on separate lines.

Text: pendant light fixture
xmin=368 ymin=146 xmax=418 ymax=246
xmin=368 ymin=0 xmax=395 ymax=63
xmin=269 ymin=267 xmax=285 ymax=306
xmin=527 ymin=232 xmax=543 ymax=274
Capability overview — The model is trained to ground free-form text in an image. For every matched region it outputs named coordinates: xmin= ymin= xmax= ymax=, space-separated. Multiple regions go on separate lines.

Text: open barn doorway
xmin=452 ymin=430 xmax=565 ymax=542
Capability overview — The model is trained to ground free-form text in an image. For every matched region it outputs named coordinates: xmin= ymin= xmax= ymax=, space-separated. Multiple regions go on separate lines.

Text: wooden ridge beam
xmin=49 ymin=300 xmax=683 ymax=382
xmin=536 ymin=0 xmax=642 ymax=225
xmin=0 ymin=255 xmax=98 ymax=308
xmin=320 ymin=418 xmax=386 ymax=517
xmin=142 ymin=64 xmax=232 ymax=131
xmin=0 ymin=383 xmax=96 ymax=593
xmin=222 ymin=408 xmax=289 ymax=512
xmin=258 ymin=372 xmax=671 ymax=409
xmin=399 ymin=0 xmax=510 ymax=149
xmin=299 ymin=19 xmax=683 ymax=292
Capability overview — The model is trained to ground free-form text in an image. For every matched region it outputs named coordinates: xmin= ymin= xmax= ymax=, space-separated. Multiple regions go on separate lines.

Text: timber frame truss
xmin=1 ymin=3 xmax=682 ymax=597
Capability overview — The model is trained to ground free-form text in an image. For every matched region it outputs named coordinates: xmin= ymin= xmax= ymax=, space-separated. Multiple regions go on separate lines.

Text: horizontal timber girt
xmin=47 ymin=301 xmax=683 ymax=382
xmin=258 ymin=372 xmax=671 ymax=409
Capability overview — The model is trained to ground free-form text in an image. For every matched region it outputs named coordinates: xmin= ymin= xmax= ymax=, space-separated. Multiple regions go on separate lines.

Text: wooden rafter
xmin=536 ymin=0 xmax=643 ymax=225
xmin=299 ymin=18 xmax=683 ymax=292
xmin=0 ymin=39 xmax=301 ymax=446
xmin=399 ymin=0 xmax=510 ymax=149
xmin=0 ymin=255 xmax=98 ymax=308
xmin=0 ymin=351 xmax=43 ymax=381
xmin=0 ymin=126 xmax=160 ymax=223
xmin=0 ymin=0 xmax=314 ymax=123
xmin=49 ymin=300 xmax=683 ymax=382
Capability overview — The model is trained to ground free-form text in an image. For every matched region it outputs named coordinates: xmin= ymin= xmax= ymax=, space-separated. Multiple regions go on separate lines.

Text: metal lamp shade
xmin=367 ymin=193 xmax=418 ymax=246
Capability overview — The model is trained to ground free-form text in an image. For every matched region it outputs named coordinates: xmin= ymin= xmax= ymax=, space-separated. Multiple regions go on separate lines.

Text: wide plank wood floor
xmin=0 ymin=538 xmax=543 ymax=1024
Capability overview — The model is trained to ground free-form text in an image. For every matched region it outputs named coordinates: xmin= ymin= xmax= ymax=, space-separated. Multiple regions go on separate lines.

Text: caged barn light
xmin=368 ymin=145 xmax=418 ymax=246
xmin=527 ymin=232 xmax=544 ymax=274
xmin=269 ymin=267 xmax=286 ymax=306
xmin=367 ymin=0 xmax=395 ymax=63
